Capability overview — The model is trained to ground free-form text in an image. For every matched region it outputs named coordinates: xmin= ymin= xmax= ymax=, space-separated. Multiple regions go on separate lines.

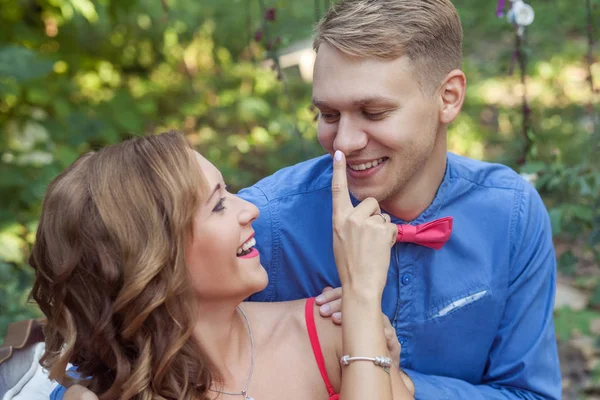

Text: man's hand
xmin=64 ymin=385 xmax=98 ymax=400
xmin=397 ymin=369 xmax=416 ymax=396
xmin=316 ymin=286 xmax=343 ymax=324
xmin=383 ymin=313 xmax=401 ymax=367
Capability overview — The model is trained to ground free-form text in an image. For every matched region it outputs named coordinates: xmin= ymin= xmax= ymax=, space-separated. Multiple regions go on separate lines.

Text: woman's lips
xmin=238 ymin=247 xmax=259 ymax=259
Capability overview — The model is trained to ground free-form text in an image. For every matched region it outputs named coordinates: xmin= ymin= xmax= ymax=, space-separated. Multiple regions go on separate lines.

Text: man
xmin=238 ymin=0 xmax=560 ymax=398
xmin=61 ymin=0 xmax=560 ymax=399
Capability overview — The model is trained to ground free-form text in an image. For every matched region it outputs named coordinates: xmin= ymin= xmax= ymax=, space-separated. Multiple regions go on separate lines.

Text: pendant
xmin=241 ymin=390 xmax=254 ymax=400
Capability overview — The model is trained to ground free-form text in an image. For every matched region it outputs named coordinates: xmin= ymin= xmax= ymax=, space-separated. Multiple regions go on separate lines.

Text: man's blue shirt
xmin=238 ymin=152 xmax=561 ymax=399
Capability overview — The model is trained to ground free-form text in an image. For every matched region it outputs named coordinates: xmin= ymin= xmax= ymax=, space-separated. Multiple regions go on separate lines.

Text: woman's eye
xmin=213 ymin=198 xmax=226 ymax=212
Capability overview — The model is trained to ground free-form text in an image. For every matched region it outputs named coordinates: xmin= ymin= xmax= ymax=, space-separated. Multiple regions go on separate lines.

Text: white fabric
xmin=3 ymin=343 xmax=58 ymax=400
xmin=432 ymin=290 xmax=488 ymax=318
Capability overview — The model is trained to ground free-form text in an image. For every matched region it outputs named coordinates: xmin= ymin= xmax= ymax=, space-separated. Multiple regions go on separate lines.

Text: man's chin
xmin=348 ymin=188 xmax=385 ymax=203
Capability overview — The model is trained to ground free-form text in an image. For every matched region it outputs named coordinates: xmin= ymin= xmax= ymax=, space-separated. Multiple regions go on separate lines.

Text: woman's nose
xmin=238 ymin=197 xmax=259 ymax=225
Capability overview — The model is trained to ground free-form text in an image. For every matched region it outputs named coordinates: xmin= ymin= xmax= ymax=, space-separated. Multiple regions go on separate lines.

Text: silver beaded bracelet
xmin=340 ymin=355 xmax=393 ymax=374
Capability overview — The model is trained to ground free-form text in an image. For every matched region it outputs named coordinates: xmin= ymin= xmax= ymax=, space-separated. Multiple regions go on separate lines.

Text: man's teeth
xmin=348 ymin=158 xmax=386 ymax=171
xmin=237 ymin=237 xmax=256 ymax=255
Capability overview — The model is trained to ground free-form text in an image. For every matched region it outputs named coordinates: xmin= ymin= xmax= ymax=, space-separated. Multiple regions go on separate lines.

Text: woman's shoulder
xmin=240 ymin=300 xmax=311 ymax=361
xmin=244 ymin=299 xmax=342 ymax=393
xmin=241 ymin=299 xmax=307 ymax=330
xmin=243 ymin=298 xmax=341 ymax=334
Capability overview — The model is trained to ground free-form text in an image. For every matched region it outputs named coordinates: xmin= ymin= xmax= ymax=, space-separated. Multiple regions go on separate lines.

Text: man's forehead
xmin=313 ymin=51 xmax=416 ymax=106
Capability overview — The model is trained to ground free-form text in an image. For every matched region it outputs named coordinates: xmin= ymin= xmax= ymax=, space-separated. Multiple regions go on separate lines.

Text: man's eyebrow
xmin=352 ymin=96 xmax=398 ymax=107
xmin=312 ymin=98 xmax=328 ymax=108
xmin=205 ymin=183 xmax=221 ymax=204
xmin=312 ymin=96 xmax=398 ymax=108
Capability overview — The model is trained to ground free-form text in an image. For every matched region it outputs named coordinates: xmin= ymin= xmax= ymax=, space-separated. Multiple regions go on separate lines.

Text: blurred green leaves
xmin=0 ymin=46 xmax=54 ymax=82
xmin=0 ymin=0 xmax=322 ymax=341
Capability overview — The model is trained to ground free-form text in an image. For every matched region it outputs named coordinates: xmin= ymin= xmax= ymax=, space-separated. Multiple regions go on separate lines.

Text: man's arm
xmin=404 ymin=184 xmax=560 ymax=400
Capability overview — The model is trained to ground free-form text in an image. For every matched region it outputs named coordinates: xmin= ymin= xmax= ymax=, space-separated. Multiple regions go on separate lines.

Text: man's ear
xmin=438 ymin=69 xmax=466 ymax=125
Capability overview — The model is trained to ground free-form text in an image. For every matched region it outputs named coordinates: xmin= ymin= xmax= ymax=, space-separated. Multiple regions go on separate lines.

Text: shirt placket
xmin=393 ymin=242 xmax=416 ymax=367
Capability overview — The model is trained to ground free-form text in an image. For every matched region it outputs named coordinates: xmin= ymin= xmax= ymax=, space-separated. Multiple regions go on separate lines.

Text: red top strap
xmin=305 ymin=297 xmax=339 ymax=399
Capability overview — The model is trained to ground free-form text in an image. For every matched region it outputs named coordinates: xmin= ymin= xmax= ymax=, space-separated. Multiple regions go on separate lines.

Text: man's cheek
xmin=317 ymin=127 xmax=335 ymax=151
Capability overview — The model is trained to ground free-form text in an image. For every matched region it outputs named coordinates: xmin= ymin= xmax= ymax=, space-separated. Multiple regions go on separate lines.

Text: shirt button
xmin=399 ymin=337 xmax=407 ymax=346
xmin=401 ymin=274 xmax=412 ymax=285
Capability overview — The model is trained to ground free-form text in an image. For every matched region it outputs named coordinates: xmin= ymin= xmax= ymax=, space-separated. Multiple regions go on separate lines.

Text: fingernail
xmin=315 ymin=295 xmax=324 ymax=303
xmin=334 ymin=150 xmax=343 ymax=162
xmin=333 ymin=312 xmax=342 ymax=321
xmin=320 ymin=304 xmax=331 ymax=314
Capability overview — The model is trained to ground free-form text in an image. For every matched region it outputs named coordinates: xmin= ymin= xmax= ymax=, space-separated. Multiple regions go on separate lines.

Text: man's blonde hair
xmin=313 ymin=0 xmax=463 ymax=92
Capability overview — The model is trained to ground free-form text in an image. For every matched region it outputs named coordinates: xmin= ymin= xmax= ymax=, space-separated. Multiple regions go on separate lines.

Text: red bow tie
xmin=396 ymin=216 xmax=453 ymax=250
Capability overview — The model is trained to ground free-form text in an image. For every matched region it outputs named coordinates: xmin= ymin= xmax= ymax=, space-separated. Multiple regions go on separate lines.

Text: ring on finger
xmin=376 ymin=212 xmax=387 ymax=223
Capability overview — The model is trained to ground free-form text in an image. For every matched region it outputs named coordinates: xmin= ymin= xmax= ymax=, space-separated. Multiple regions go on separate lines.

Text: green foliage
xmin=554 ymin=307 xmax=600 ymax=341
xmin=0 ymin=0 xmax=323 ymax=340
xmin=454 ymin=0 xmax=600 ymax=277
xmin=0 ymin=46 xmax=55 ymax=82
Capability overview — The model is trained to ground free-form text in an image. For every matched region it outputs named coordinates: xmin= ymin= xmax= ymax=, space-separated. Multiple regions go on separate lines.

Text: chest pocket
xmin=410 ymin=285 xmax=502 ymax=381
xmin=427 ymin=287 xmax=490 ymax=320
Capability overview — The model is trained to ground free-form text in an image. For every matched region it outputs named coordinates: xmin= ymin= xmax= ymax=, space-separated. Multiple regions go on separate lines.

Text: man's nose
xmin=333 ymin=115 xmax=368 ymax=155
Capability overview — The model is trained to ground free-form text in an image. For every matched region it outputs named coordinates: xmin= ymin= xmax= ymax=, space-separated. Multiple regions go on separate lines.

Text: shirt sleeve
xmin=237 ymin=184 xmax=277 ymax=302
xmin=49 ymin=385 xmax=67 ymax=400
xmin=405 ymin=182 xmax=561 ymax=400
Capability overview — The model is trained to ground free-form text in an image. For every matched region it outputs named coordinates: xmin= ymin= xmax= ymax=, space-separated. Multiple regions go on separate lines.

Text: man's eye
xmin=364 ymin=111 xmax=387 ymax=120
xmin=213 ymin=198 xmax=226 ymax=212
xmin=320 ymin=112 xmax=340 ymax=123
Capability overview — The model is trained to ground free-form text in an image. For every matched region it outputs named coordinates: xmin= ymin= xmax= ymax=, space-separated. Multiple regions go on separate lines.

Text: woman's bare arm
xmin=63 ymin=385 xmax=98 ymax=400
xmin=329 ymin=151 xmax=414 ymax=400
xmin=318 ymin=287 xmax=415 ymax=397
xmin=314 ymin=301 xmax=413 ymax=400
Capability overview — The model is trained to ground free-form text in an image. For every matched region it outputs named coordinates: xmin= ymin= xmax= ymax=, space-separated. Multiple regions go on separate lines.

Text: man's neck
xmin=381 ymin=138 xmax=448 ymax=222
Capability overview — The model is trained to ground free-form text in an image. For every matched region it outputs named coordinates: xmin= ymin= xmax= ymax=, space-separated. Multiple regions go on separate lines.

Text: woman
xmin=30 ymin=131 xmax=412 ymax=399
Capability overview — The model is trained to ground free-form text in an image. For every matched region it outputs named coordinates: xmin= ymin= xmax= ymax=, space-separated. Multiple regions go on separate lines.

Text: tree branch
xmin=515 ymin=31 xmax=532 ymax=165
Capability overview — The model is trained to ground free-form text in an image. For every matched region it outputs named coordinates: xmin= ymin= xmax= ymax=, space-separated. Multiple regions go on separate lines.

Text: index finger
xmin=332 ymin=150 xmax=353 ymax=218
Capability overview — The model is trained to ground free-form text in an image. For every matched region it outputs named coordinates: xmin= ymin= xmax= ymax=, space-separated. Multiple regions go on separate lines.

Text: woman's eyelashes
xmin=213 ymin=197 xmax=226 ymax=213
xmin=212 ymin=183 xmax=231 ymax=213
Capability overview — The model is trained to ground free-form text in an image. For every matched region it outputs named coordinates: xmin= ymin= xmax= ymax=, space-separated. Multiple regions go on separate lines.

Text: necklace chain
xmin=208 ymin=306 xmax=254 ymax=399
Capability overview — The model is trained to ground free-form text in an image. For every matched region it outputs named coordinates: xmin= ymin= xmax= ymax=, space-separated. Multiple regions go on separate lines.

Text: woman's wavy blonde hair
xmin=29 ymin=131 xmax=216 ymax=399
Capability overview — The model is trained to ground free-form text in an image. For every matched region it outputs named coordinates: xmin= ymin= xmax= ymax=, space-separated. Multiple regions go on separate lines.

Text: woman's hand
xmin=331 ymin=151 xmax=401 ymax=400
xmin=331 ymin=150 xmax=397 ymax=298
